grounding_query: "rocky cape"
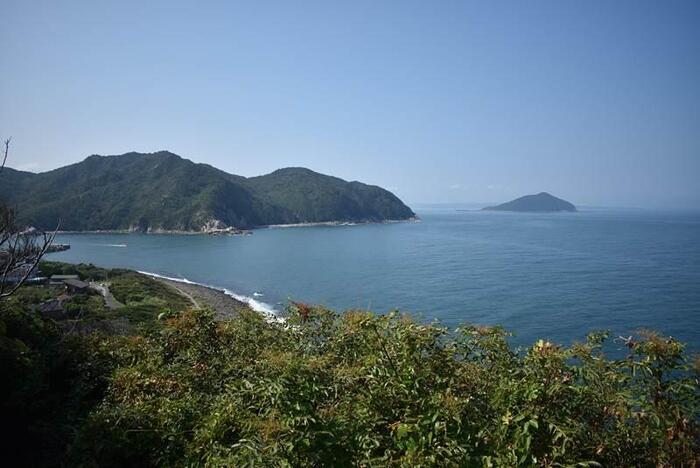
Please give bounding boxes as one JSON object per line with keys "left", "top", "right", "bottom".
{"left": 0, "top": 151, "right": 415, "bottom": 232}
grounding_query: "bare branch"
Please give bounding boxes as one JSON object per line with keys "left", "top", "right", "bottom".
{"left": 0, "top": 139, "right": 60, "bottom": 301}
{"left": 0, "top": 225, "right": 58, "bottom": 300}
{"left": 0, "top": 137, "right": 10, "bottom": 176}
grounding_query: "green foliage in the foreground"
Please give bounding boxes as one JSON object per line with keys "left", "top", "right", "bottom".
{"left": 75, "top": 306, "right": 699, "bottom": 467}
{"left": 2, "top": 301, "right": 699, "bottom": 467}
{"left": 0, "top": 306, "right": 119, "bottom": 467}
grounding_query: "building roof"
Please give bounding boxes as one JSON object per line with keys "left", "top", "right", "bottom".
{"left": 64, "top": 278, "right": 89, "bottom": 289}
{"left": 39, "top": 299, "right": 64, "bottom": 313}
{"left": 50, "top": 274, "right": 80, "bottom": 280}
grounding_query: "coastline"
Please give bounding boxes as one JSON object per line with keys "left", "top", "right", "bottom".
{"left": 56, "top": 217, "right": 420, "bottom": 235}
{"left": 138, "top": 271, "right": 283, "bottom": 322}
{"left": 262, "top": 216, "right": 420, "bottom": 229}
{"left": 56, "top": 229, "right": 248, "bottom": 235}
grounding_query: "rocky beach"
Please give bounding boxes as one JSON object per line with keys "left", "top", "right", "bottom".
{"left": 148, "top": 275, "right": 254, "bottom": 319}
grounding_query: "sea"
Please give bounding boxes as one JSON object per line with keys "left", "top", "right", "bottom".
{"left": 48, "top": 206, "right": 700, "bottom": 350}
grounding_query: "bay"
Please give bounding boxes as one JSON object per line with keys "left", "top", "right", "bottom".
{"left": 49, "top": 207, "right": 700, "bottom": 348}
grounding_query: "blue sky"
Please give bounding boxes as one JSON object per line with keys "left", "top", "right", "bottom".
{"left": 1, "top": 0, "right": 698, "bottom": 207}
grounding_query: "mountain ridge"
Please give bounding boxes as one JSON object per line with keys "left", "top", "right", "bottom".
{"left": 0, "top": 151, "right": 415, "bottom": 232}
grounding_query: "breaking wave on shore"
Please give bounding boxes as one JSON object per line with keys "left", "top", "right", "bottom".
{"left": 137, "top": 270, "right": 282, "bottom": 321}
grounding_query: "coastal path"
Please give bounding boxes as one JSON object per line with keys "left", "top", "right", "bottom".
{"left": 89, "top": 282, "right": 125, "bottom": 309}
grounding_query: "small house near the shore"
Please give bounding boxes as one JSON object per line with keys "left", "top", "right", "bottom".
{"left": 64, "top": 279, "right": 89, "bottom": 294}
{"left": 50, "top": 274, "right": 80, "bottom": 285}
{"left": 39, "top": 298, "right": 66, "bottom": 319}
{"left": 38, "top": 293, "right": 74, "bottom": 320}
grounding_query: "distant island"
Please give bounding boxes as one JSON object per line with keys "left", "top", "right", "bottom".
{"left": 0, "top": 151, "right": 415, "bottom": 233}
{"left": 483, "top": 192, "right": 577, "bottom": 212}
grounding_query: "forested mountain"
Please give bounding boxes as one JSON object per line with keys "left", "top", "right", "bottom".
{"left": 0, "top": 151, "right": 415, "bottom": 231}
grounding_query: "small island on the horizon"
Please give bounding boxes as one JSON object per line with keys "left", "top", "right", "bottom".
{"left": 483, "top": 192, "right": 577, "bottom": 212}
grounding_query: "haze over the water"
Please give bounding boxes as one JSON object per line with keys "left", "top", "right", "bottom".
{"left": 1, "top": 0, "right": 698, "bottom": 208}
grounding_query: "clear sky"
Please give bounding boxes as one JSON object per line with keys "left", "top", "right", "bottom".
{"left": 1, "top": 1, "right": 698, "bottom": 208}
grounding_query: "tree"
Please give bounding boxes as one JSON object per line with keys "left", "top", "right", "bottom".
{"left": 0, "top": 138, "right": 56, "bottom": 299}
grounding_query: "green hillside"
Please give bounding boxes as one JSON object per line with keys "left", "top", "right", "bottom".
{"left": 0, "top": 151, "right": 415, "bottom": 231}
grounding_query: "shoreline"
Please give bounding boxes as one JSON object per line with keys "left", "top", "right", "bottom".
{"left": 55, "top": 217, "right": 420, "bottom": 235}
{"left": 138, "top": 271, "right": 283, "bottom": 322}
{"left": 263, "top": 216, "right": 420, "bottom": 229}
{"left": 56, "top": 229, "right": 247, "bottom": 235}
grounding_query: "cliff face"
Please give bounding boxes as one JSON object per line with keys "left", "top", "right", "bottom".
{"left": 0, "top": 151, "right": 415, "bottom": 231}
{"left": 483, "top": 192, "right": 577, "bottom": 212}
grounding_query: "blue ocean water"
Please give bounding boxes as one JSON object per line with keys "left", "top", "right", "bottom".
{"left": 49, "top": 208, "right": 700, "bottom": 349}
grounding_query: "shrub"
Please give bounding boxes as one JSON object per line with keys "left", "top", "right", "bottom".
{"left": 71, "top": 306, "right": 699, "bottom": 467}
{"left": 0, "top": 306, "right": 124, "bottom": 467}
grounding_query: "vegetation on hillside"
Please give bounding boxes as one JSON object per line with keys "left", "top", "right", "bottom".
{"left": 40, "top": 260, "right": 128, "bottom": 281}
{"left": 1, "top": 274, "right": 698, "bottom": 466}
{"left": 0, "top": 152, "right": 415, "bottom": 231}
{"left": 38, "top": 261, "right": 191, "bottom": 330}
{"left": 0, "top": 262, "right": 194, "bottom": 465}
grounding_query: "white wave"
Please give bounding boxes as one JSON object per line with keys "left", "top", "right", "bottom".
{"left": 137, "top": 270, "right": 283, "bottom": 323}
{"left": 138, "top": 270, "right": 199, "bottom": 285}
{"left": 253, "top": 291, "right": 264, "bottom": 297}
{"left": 222, "top": 289, "right": 284, "bottom": 323}
{"left": 94, "top": 243, "right": 128, "bottom": 247}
